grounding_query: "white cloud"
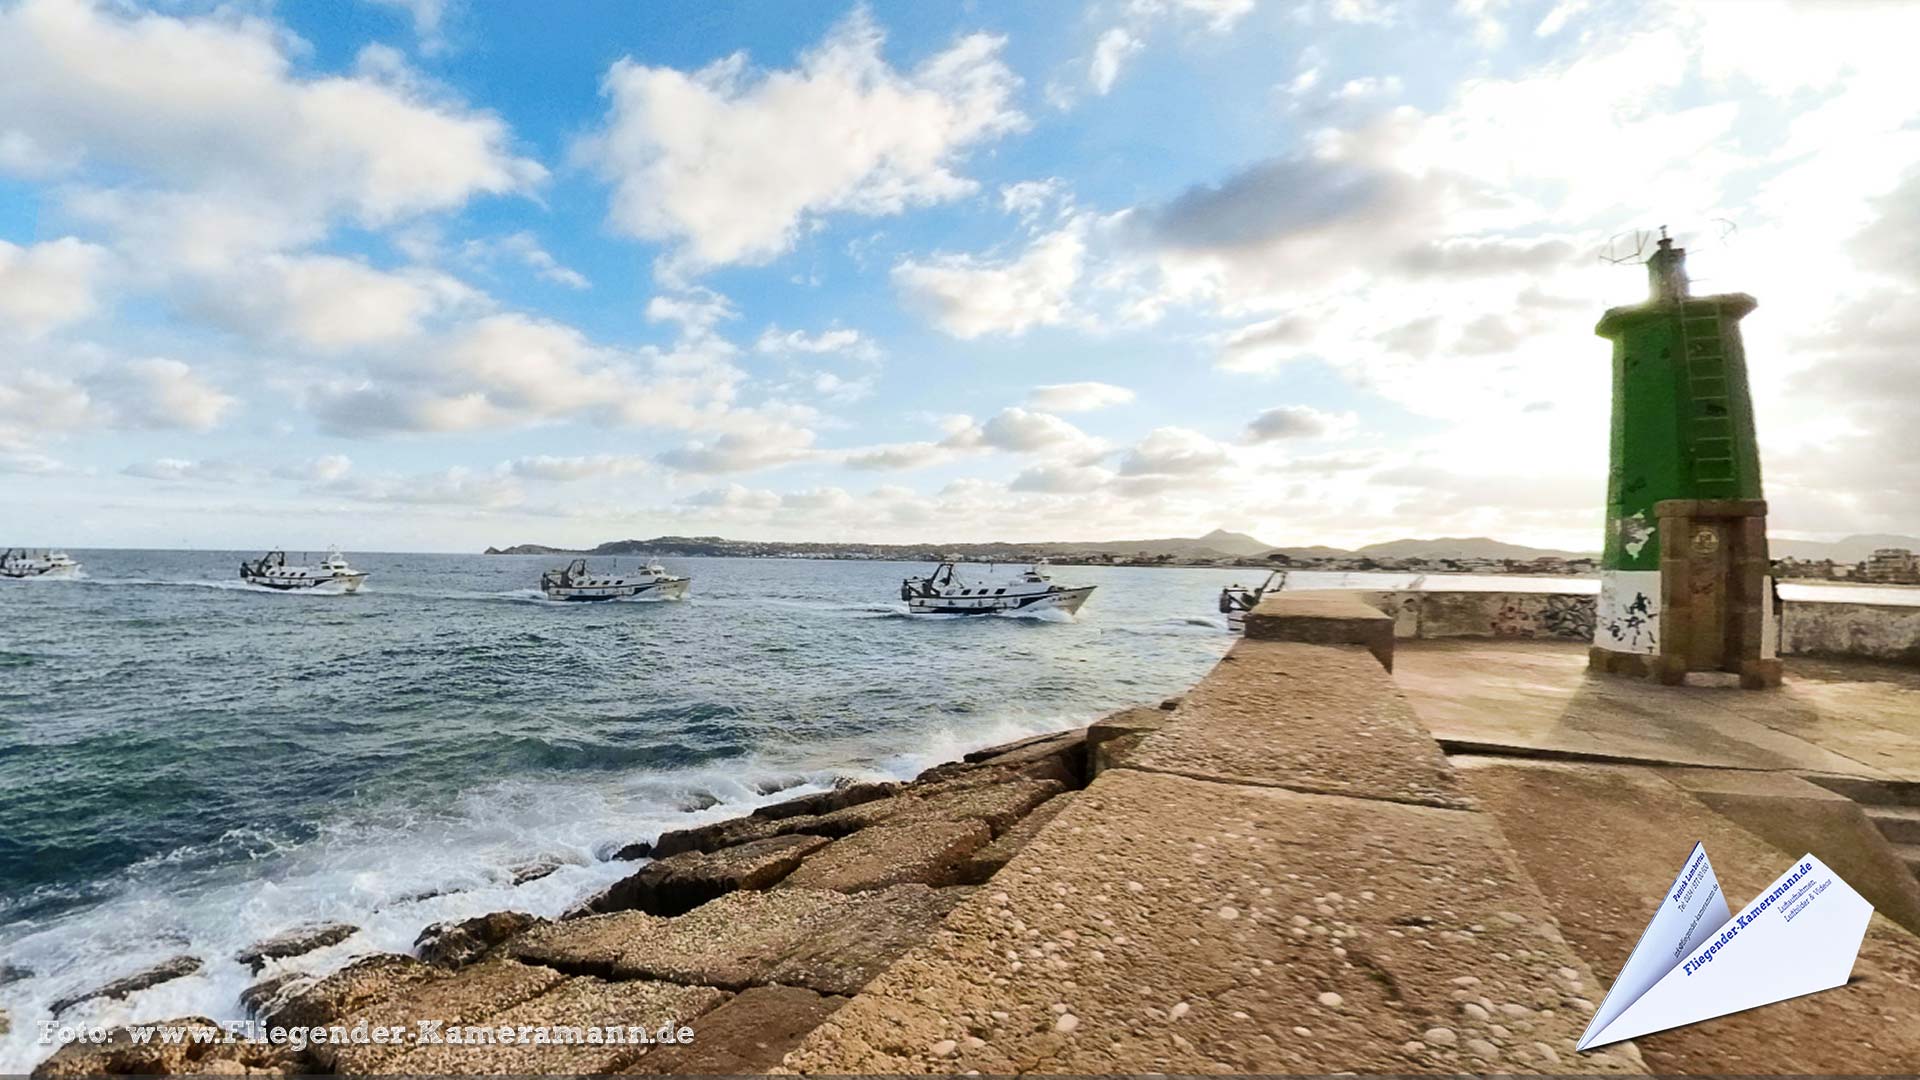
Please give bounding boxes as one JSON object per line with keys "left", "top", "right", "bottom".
{"left": 657, "top": 426, "right": 818, "bottom": 474}
{"left": 1118, "top": 426, "right": 1232, "bottom": 477}
{"left": 843, "top": 442, "right": 951, "bottom": 471}
{"left": 1027, "top": 381, "right": 1135, "bottom": 412}
{"left": 969, "top": 407, "right": 1096, "bottom": 454}
{"left": 198, "top": 254, "right": 481, "bottom": 351}
{"left": 506, "top": 455, "right": 652, "bottom": 482}
{"left": 1089, "top": 28, "right": 1144, "bottom": 95}
{"left": 97, "top": 359, "right": 236, "bottom": 431}
{"left": 894, "top": 221, "right": 1087, "bottom": 338}
{"left": 1245, "top": 404, "right": 1354, "bottom": 442}
{"left": 583, "top": 9, "right": 1024, "bottom": 269}
{"left": 0, "top": 0, "right": 543, "bottom": 225}
{"left": 0, "top": 237, "right": 110, "bottom": 337}
{"left": 463, "top": 232, "right": 590, "bottom": 290}
{"left": 755, "top": 326, "right": 869, "bottom": 355}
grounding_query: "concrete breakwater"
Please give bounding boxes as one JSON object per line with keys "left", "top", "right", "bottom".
{"left": 32, "top": 590, "right": 1920, "bottom": 1075}
{"left": 30, "top": 718, "right": 1130, "bottom": 1076}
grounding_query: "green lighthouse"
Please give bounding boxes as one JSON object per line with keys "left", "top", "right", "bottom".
{"left": 1588, "top": 230, "right": 1781, "bottom": 688}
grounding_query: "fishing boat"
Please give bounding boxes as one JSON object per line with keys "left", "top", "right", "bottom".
{"left": 0, "top": 549, "right": 81, "bottom": 579}
{"left": 899, "top": 562, "right": 1095, "bottom": 616}
{"left": 1219, "top": 569, "right": 1286, "bottom": 631}
{"left": 539, "top": 559, "right": 690, "bottom": 602}
{"left": 240, "top": 549, "right": 368, "bottom": 593}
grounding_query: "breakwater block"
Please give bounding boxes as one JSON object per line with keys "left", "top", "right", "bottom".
{"left": 1245, "top": 591, "right": 1395, "bottom": 671}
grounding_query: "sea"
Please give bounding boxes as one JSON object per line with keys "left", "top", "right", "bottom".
{"left": 0, "top": 550, "right": 1251, "bottom": 1068}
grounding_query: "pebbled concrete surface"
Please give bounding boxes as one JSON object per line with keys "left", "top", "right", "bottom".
{"left": 779, "top": 768, "right": 1642, "bottom": 1075}
{"left": 1458, "top": 756, "right": 1920, "bottom": 1075}
{"left": 1127, "top": 639, "right": 1470, "bottom": 809}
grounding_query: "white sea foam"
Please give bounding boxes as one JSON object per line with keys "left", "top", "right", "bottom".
{"left": 0, "top": 703, "right": 1087, "bottom": 1074}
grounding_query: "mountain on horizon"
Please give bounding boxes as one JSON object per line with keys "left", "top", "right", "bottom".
{"left": 1769, "top": 533, "right": 1920, "bottom": 563}
{"left": 1349, "top": 536, "right": 1596, "bottom": 561}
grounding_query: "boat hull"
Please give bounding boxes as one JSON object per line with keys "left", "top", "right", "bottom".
{"left": 242, "top": 573, "right": 366, "bottom": 594}
{"left": 907, "top": 585, "right": 1095, "bottom": 617}
{"left": 1, "top": 565, "right": 79, "bottom": 580}
{"left": 542, "top": 576, "right": 690, "bottom": 603}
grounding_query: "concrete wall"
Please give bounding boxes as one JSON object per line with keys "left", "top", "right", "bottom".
{"left": 1781, "top": 600, "right": 1920, "bottom": 665}
{"left": 1323, "top": 588, "right": 1920, "bottom": 667}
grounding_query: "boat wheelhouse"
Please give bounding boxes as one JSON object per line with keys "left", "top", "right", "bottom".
{"left": 240, "top": 549, "right": 368, "bottom": 593}
{"left": 539, "top": 559, "right": 690, "bottom": 602}
{"left": 0, "top": 549, "right": 80, "bottom": 580}
{"left": 1219, "top": 569, "right": 1286, "bottom": 631}
{"left": 900, "top": 562, "right": 1095, "bottom": 616}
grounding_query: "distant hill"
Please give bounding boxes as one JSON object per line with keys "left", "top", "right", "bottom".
{"left": 1770, "top": 534, "right": 1920, "bottom": 563}
{"left": 1350, "top": 536, "right": 1595, "bottom": 560}
{"left": 484, "top": 529, "right": 1275, "bottom": 561}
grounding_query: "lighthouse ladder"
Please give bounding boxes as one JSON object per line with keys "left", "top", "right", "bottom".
{"left": 1676, "top": 302, "right": 1737, "bottom": 497}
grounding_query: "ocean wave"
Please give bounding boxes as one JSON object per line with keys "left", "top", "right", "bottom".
{"left": 0, "top": 701, "right": 1093, "bottom": 1073}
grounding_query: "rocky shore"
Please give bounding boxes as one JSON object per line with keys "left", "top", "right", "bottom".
{"left": 34, "top": 704, "right": 1174, "bottom": 1077}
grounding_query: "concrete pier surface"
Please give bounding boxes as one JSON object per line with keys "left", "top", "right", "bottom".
{"left": 1394, "top": 638, "right": 1920, "bottom": 781}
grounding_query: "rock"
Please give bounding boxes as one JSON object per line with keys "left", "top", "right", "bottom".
{"left": 581, "top": 834, "right": 829, "bottom": 917}
{"left": 630, "top": 985, "right": 846, "bottom": 1075}
{"left": 239, "top": 971, "right": 314, "bottom": 1019}
{"left": 609, "top": 840, "right": 653, "bottom": 861}
{"left": 263, "top": 954, "right": 446, "bottom": 1031}
{"left": 0, "top": 962, "right": 30, "bottom": 985}
{"left": 514, "top": 885, "right": 964, "bottom": 996}
{"left": 961, "top": 727, "right": 1088, "bottom": 774}
{"left": 49, "top": 956, "right": 202, "bottom": 1015}
{"left": 32, "top": 1016, "right": 298, "bottom": 1078}
{"left": 414, "top": 910, "right": 547, "bottom": 969}
{"left": 762, "top": 885, "right": 971, "bottom": 996}
{"left": 961, "top": 793, "right": 1074, "bottom": 883}
{"left": 235, "top": 922, "right": 357, "bottom": 972}
{"left": 649, "top": 814, "right": 793, "bottom": 859}
{"left": 508, "top": 858, "right": 564, "bottom": 885}
{"left": 749, "top": 781, "right": 897, "bottom": 822}
{"left": 1086, "top": 706, "right": 1170, "bottom": 776}
{"left": 0, "top": 1007, "right": 8, "bottom": 1036}
{"left": 305, "top": 960, "right": 567, "bottom": 1072}
{"left": 329, "top": 975, "right": 725, "bottom": 1076}
{"left": 781, "top": 819, "right": 991, "bottom": 893}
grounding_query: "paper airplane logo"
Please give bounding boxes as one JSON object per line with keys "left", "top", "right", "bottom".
{"left": 1577, "top": 843, "right": 1874, "bottom": 1050}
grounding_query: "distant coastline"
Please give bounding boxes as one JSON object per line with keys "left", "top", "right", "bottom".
{"left": 481, "top": 531, "right": 1603, "bottom": 577}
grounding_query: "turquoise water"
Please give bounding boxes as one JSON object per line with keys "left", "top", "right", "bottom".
{"left": 0, "top": 551, "right": 1239, "bottom": 1066}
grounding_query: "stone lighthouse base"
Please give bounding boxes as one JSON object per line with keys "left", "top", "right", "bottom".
{"left": 1589, "top": 499, "right": 1783, "bottom": 690}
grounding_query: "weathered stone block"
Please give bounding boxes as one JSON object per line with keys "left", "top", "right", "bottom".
{"left": 264, "top": 954, "right": 446, "bottom": 1030}
{"left": 49, "top": 956, "right": 202, "bottom": 1015}
{"left": 781, "top": 819, "right": 990, "bottom": 892}
{"left": 1086, "top": 707, "right": 1168, "bottom": 776}
{"left": 236, "top": 923, "right": 357, "bottom": 972}
{"left": 583, "top": 834, "right": 829, "bottom": 916}
{"left": 748, "top": 780, "right": 897, "bottom": 822}
{"left": 629, "top": 985, "right": 846, "bottom": 1075}
{"left": 960, "top": 792, "right": 1074, "bottom": 883}
{"left": 330, "top": 976, "right": 726, "bottom": 1076}
{"left": 1124, "top": 639, "right": 1469, "bottom": 810}
{"left": 1244, "top": 591, "right": 1395, "bottom": 671}
{"left": 415, "top": 910, "right": 547, "bottom": 968}
{"left": 33, "top": 1016, "right": 298, "bottom": 1078}
{"left": 308, "top": 960, "right": 567, "bottom": 1071}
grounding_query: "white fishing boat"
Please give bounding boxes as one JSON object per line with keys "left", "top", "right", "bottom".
{"left": 540, "top": 559, "right": 690, "bottom": 602}
{"left": 240, "top": 549, "right": 367, "bottom": 593}
{"left": 900, "top": 562, "right": 1095, "bottom": 616}
{"left": 1220, "top": 569, "right": 1286, "bottom": 631}
{"left": 0, "top": 549, "right": 81, "bottom": 580}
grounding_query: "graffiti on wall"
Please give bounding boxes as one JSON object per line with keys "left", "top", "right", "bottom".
{"left": 1488, "top": 594, "right": 1598, "bottom": 640}
{"left": 1594, "top": 570, "right": 1661, "bottom": 654}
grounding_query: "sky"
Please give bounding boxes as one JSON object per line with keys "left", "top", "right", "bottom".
{"left": 2, "top": 0, "right": 1917, "bottom": 553}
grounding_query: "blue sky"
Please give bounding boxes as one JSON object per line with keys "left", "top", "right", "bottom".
{"left": 3, "top": 0, "right": 1917, "bottom": 551}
